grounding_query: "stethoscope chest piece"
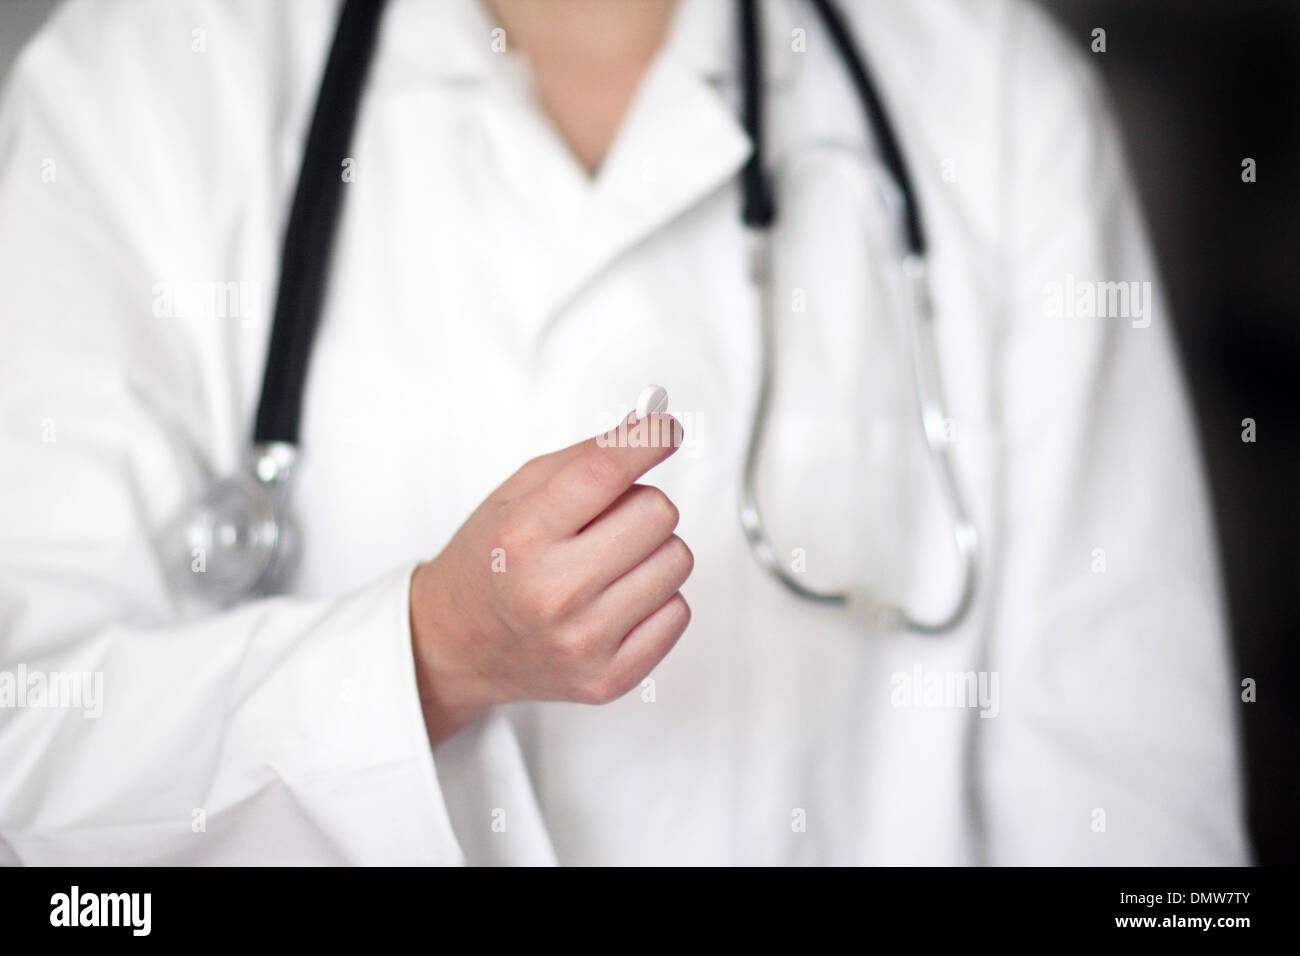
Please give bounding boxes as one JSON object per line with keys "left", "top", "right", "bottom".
{"left": 157, "top": 443, "right": 300, "bottom": 609}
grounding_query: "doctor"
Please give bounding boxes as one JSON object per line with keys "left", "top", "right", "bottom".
{"left": 0, "top": 0, "right": 1248, "bottom": 865}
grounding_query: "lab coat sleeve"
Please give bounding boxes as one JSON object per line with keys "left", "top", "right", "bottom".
{"left": 978, "top": 2, "right": 1251, "bottom": 864}
{"left": 0, "top": 6, "right": 469, "bottom": 866}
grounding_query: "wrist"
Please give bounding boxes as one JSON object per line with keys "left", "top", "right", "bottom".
{"left": 409, "top": 559, "right": 491, "bottom": 747}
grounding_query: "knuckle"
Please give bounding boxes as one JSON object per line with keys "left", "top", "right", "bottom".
{"left": 667, "top": 534, "right": 694, "bottom": 576}
{"left": 578, "top": 452, "right": 627, "bottom": 494}
{"left": 555, "top": 621, "right": 598, "bottom": 659}
{"left": 667, "top": 592, "right": 692, "bottom": 631}
{"left": 633, "top": 486, "right": 677, "bottom": 533}
{"left": 553, "top": 635, "right": 584, "bottom": 666}
{"left": 578, "top": 672, "right": 623, "bottom": 706}
{"left": 517, "top": 455, "right": 547, "bottom": 481}
{"left": 648, "top": 488, "right": 680, "bottom": 530}
{"left": 542, "top": 588, "right": 581, "bottom": 624}
{"left": 518, "top": 578, "right": 576, "bottom": 625}
{"left": 497, "top": 502, "right": 542, "bottom": 554}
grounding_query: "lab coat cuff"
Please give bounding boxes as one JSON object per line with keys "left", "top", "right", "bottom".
{"left": 384, "top": 558, "right": 467, "bottom": 864}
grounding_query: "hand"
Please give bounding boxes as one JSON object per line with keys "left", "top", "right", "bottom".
{"left": 410, "top": 413, "right": 692, "bottom": 747}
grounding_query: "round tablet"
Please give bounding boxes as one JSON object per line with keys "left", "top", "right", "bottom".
{"left": 635, "top": 384, "right": 669, "bottom": 419}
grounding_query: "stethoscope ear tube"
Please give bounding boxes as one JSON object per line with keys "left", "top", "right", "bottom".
{"left": 737, "top": 0, "right": 776, "bottom": 227}
{"left": 805, "top": 0, "right": 926, "bottom": 256}
{"left": 254, "top": 0, "right": 388, "bottom": 446}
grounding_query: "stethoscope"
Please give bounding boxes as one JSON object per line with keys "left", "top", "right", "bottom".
{"left": 158, "top": 0, "right": 978, "bottom": 636}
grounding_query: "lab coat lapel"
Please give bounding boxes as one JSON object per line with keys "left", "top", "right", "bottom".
{"left": 529, "top": 0, "right": 804, "bottom": 333}
{"left": 392, "top": 0, "right": 795, "bottom": 341}
{"left": 532, "top": 52, "right": 753, "bottom": 333}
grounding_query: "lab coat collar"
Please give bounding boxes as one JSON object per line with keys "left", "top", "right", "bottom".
{"left": 378, "top": 0, "right": 797, "bottom": 335}
{"left": 379, "top": 0, "right": 497, "bottom": 86}
{"left": 527, "top": 0, "right": 802, "bottom": 330}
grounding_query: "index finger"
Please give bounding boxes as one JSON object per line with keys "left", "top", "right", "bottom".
{"left": 531, "top": 413, "right": 684, "bottom": 537}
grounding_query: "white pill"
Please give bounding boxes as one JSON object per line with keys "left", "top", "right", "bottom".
{"left": 635, "top": 384, "right": 669, "bottom": 419}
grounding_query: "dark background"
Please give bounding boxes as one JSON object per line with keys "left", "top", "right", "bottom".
{"left": 1, "top": 0, "right": 1294, "bottom": 864}
{"left": 1038, "top": 0, "right": 1300, "bottom": 865}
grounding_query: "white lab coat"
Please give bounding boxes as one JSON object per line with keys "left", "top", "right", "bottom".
{"left": 0, "top": 0, "right": 1249, "bottom": 865}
